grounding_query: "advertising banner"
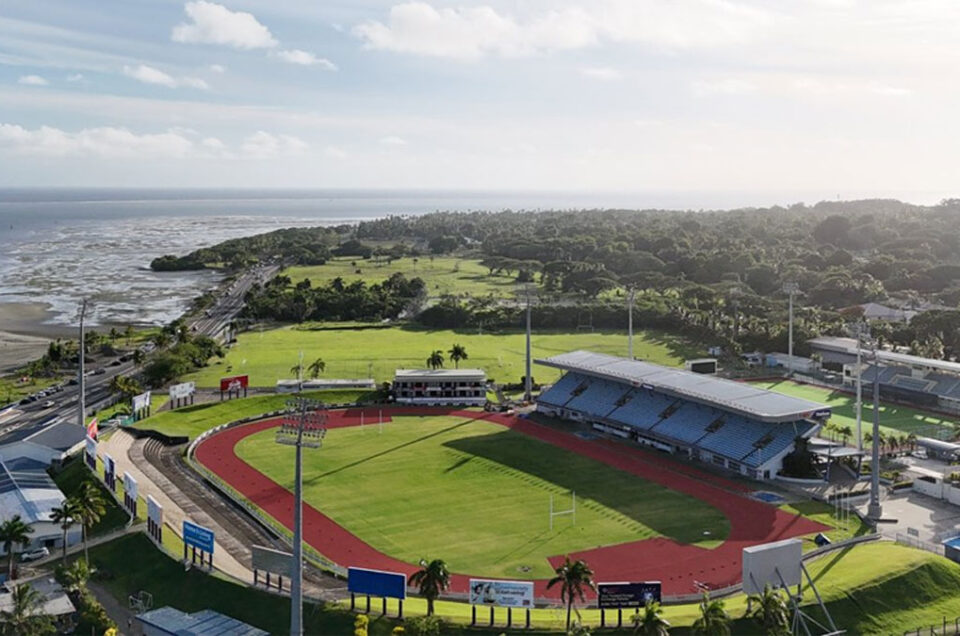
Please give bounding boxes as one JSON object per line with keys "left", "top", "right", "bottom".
{"left": 147, "top": 495, "right": 163, "bottom": 524}
{"left": 348, "top": 567, "right": 407, "bottom": 599}
{"left": 123, "top": 471, "right": 138, "bottom": 500}
{"left": 84, "top": 435, "right": 97, "bottom": 470}
{"left": 469, "top": 579, "right": 535, "bottom": 608}
{"left": 86, "top": 417, "right": 98, "bottom": 440}
{"left": 183, "top": 520, "right": 215, "bottom": 554}
{"left": 597, "top": 582, "right": 662, "bottom": 609}
{"left": 132, "top": 391, "right": 152, "bottom": 412}
{"left": 103, "top": 453, "right": 116, "bottom": 491}
{"left": 219, "top": 375, "right": 249, "bottom": 392}
{"left": 252, "top": 545, "right": 293, "bottom": 576}
{"left": 169, "top": 382, "right": 196, "bottom": 400}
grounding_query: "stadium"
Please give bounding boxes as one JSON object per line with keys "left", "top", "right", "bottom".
{"left": 191, "top": 350, "right": 834, "bottom": 602}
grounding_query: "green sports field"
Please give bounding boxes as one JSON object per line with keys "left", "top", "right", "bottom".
{"left": 749, "top": 379, "right": 960, "bottom": 440}
{"left": 185, "top": 324, "right": 700, "bottom": 388}
{"left": 235, "top": 414, "right": 729, "bottom": 579}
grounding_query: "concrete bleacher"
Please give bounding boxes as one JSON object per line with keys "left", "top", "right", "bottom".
{"left": 608, "top": 390, "right": 676, "bottom": 431}
{"left": 650, "top": 403, "right": 718, "bottom": 443}
{"left": 740, "top": 422, "right": 816, "bottom": 467}
{"left": 890, "top": 374, "right": 936, "bottom": 393}
{"left": 538, "top": 372, "right": 585, "bottom": 407}
{"left": 926, "top": 373, "right": 960, "bottom": 397}
{"left": 566, "top": 379, "right": 630, "bottom": 418}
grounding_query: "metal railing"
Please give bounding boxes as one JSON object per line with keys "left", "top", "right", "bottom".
{"left": 905, "top": 617, "right": 960, "bottom": 635}
{"left": 895, "top": 532, "right": 945, "bottom": 556}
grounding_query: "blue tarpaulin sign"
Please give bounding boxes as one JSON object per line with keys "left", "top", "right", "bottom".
{"left": 183, "top": 520, "right": 215, "bottom": 554}
{"left": 348, "top": 567, "right": 407, "bottom": 599}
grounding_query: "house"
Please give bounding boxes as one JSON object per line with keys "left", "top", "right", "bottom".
{"left": 0, "top": 459, "right": 80, "bottom": 557}
{"left": 392, "top": 369, "right": 487, "bottom": 406}
{"left": 135, "top": 606, "right": 268, "bottom": 636}
{"left": 0, "top": 575, "right": 76, "bottom": 631}
{"left": 0, "top": 420, "right": 87, "bottom": 468}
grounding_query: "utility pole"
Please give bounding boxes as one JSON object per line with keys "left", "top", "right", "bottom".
{"left": 77, "top": 300, "right": 87, "bottom": 431}
{"left": 627, "top": 288, "right": 635, "bottom": 359}
{"left": 868, "top": 338, "right": 883, "bottom": 520}
{"left": 275, "top": 398, "right": 327, "bottom": 636}
{"left": 783, "top": 282, "right": 799, "bottom": 376}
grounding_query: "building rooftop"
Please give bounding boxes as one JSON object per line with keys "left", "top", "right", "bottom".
{"left": 137, "top": 606, "right": 269, "bottom": 636}
{"left": 0, "top": 459, "right": 64, "bottom": 524}
{"left": 809, "top": 336, "right": 960, "bottom": 374}
{"left": 536, "top": 350, "right": 830, "bottom": 423}
{"left": 0, "top": 418, "right": 86, "bottom": 452}
{"left": 394, "top": 369, "right": 486, "bottom": 380}
{"left": 0, "top": 576, "right": 75, "bottom": 617}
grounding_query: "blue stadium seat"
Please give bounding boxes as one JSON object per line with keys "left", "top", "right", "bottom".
{"left": 566, "top": 378, "right": 631, "bottom": 418}
{"left": 537, "top": 372, "right": 585, "bottom": 407}
{"left": 607, "top": 390, "right": 677, "bottom": 431}
{"left": 925, "top": 373, "right": 960, "bottom": 396}
{"left": 651, "top": 403, "right": 717, "bottom": 443}
{"left": 740, "top": 421, "right": 816, "bottom": 467}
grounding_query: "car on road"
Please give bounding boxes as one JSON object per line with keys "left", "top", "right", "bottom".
{"left": 20, "top": 547, "right": 49, "bottom": 562}
{"left": 67, "top": 378, "right": 78, "bottom": 385}
{"left": 93, "top": 368, "right": 106, "bottom": 375}
{"left": 41, "top": 400, "right": 55, "bottom": 408}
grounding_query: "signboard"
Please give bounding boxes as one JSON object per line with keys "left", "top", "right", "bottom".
{"left": 183, "top": 520, "right": 215, "bottom": 554}
{"left": 103, "top": 454, "right": 116, "bottom": 491}
{"left": 86, "top": 417, "right": 98, "bottom": 440}
{"left": 146, "top": 495, "right": 163, "bottom": 543}
{"left": 597, "top": 581, "right": 662, "bottom": 608}
{"left": 84, "top": 435, "right": 97, "bottom": 470}
{"left": 252, "top": 545, "right": 292, "bottom": 576}
{"left": 122, "top": 471, "right": 138, "bottom": 516}
{"left": 219, "top": 375, "right": 249, "bottom": 392}
{"left": 348, "top": 567, "right": 407, "bottom": 600}
{"left": 469, "top": 579, "right": 534, "bottom": 608}
{"left": 742, "top": 539, "right": 802, "bottom": 595}
{"left": 132, "top": 391, "right": 152, "bottom": 412}
{"left": 813, "top": 409, "right": 831, "bottom": 418}
{"left": 169, "top": 382, "right": 195, "bottom": 400}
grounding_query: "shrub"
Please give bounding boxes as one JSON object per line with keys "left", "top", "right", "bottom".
{"left": 354, "top": 613, "right": 369, "bottom": 636}
{"left": 404, "top": 615, "right": 442, "bottom": 636}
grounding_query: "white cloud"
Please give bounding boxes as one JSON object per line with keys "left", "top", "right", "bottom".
{"left": 180, "top": 76, "right": 211, "bottom": 90}
{"left": 324, "top": 145, "right": 347, "bottom": 159}
{"left": 579, "top": 66, "right": 622, "bottom": 81}
{"left": 276, "top": 49, "right": 337, "bottom": 70}
{"left": 172, "top": 1, "right": 277, "bottom": 49}
{"left": 66, "top": 73, "right": 84, "bottom": 82}
{"left": 379, "top": 135, "right": 407, "bottom": 146}
{"left": 354, "top": 1, "right": 772, "bottom": 60}
{"left": 17, "top": 74, "right": 48, "bottom": 86}
{"left": 123, "top": 64, "right": 209, "bottom": 89}
{"left": 691, "top": 77, "right": 758, "bottom": 96}
{"left": 239, "top": 131, "right": 308, "bottom": 158}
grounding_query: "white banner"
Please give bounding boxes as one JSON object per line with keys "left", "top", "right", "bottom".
{"left": 169, "top": 382, "right": 196, "bottom": 400}
{"left": 85, "top": 436, "right": 96, "bottom": 461}
{"left": 132, "top": 391, "right": 152, "bottom": 412}
{"left": 469, "top": 579, "right": 535, "bottom": 608}
{"left": 147, "top": 495, "right": 163, "bottom": 524}
{"left": 123, "top": 471, "right": 138, "bottom": 501}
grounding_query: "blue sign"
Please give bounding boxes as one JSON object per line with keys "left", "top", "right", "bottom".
{"left": 348, "top": 567, "right": 407, "bottom": 599}
{"left": 597, "top": 581, "right": 662, "bottom": 608}
{"left": 182, "top": 520, "right": 215, "bottom": 554}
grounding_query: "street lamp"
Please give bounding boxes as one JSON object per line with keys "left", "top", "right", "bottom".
{"left": 77, "top": 300, "right": 88, "bottom": 432}
{"left": 782, "top": 282, "right": 800, "bottom": 376}
{"left": 275, "top": 398, "right": 327, "bottom": 636}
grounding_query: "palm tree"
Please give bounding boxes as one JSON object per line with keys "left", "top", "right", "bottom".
{"left": 61, "top": 558, "right": 91, "bottom": 595}
{"left": 132, "top": 348, "right": 145, "bottom": 365}
{"left": 632, "top": 600, "right": 671, "bottom": 635}
{"left": 0, "top": 584, "right": 54, "bottom": 636}
{"left": 692, "top": 592, "right": 730, "bottom": 636}
{"left": 746, "top": 584, "right": 789, "bottom": 635}
{"left": 0, "top": 516, "right": 34, "bottom": 581}
{"left": 50, "top": 499, "right": 80, "bottom": 564}
{"left": 290, "top": 362, "right": 303, "bottom": 381}
{"left": 76, "top": 482, "right": 106, "bottom": 563}
{"left": 838, "top": 425, "right": 852, "bottom": 446}
{"left": 448, "top": 344, "right": 468, "bottom": 369}
{"left": 409, "top": 558, "right": 450, "bottom": 616}
{"left": 307, "top": 358, "right": 326, "bottom": 379}
{"left": 153, "top": 331, "right": 170, "bottom": 349}
{"left": 426, "top": 350, "right": 445, "bottom": 370}
{"left": 547, "top": 556, "right": 596, "bottom": 632}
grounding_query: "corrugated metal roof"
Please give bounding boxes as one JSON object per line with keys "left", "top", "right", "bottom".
{"left": 536, "top": 350, "right": 830, "bottom": 423}
{"left": 0, "top": 459, "right": 64, "bottom": 524}
{"left": 137, "top": 607, "right": 269, "bottom": 636}
{"left": 809, "top": 336, "right": 960, "bottom": 374}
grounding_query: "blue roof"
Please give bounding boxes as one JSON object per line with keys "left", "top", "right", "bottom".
{"left": 137, "top": 607, "right": 269, "bottom": 636}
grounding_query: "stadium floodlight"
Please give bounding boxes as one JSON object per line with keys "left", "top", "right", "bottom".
{"left": 867, "top": 339, "right": 883, "bottom": 521}
{"left": 852, "top": 321, "right": 869, "bottom": 453}
{"left": 782, "top": 282, "right": 800, "bottom": 377}
{"left": 77, "top": 300, "right": 88, "bottom": 433}
{"left": 515, "top": 284, "right": 538, "bottom": 402}
{"left": 627, "top": 288, "right": 636, "bottom": 360}
{"left": 276, "top": 397, "right": 328, "bottom": 636}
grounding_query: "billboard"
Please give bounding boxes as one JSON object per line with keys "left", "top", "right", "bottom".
{"left": 597, "top": 581, "right": 662, "bottom": 608}
{"left": 84, "top": 435, "right": 97, "bottom": 470}
{"left": 123, "top": 471, "right": 138, "bottom": 500}
{"left": 183, "top": 520, "right": 215, "bottom": 554}
{"left": 742, "top": 539, "right": 802, "bottom": 595}
{"left": 219, "top": 375, "right": 249, "bottom": 392}
{"left": 147, "top": 495, "right": 163, "bottom": 524}
{"left": 169, "top": 381, "right": 196, "bottom": 400}
{"left": 348, "top": 567, "right": 407, "bottom": 599}
{"left": 469, "top": 579, "right": 534, "bottom": 608}
{"left": 252, "top": 545, "right": 292, "bottom": 576}
{"left": 103, "top": 453, "right": 116, "bottom": 491}
{"left": 86, "top": 417, "right": 98, "bottom": 440}
{"left": 132, "top": 391, "right": 151, "bottom": 412}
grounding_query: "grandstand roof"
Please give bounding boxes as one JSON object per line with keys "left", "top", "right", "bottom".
{"left": 809, "top": 336, "right": 960, "bottom": 374}
{"left": 536, "top": 350, "right": 830, "bottom": 423}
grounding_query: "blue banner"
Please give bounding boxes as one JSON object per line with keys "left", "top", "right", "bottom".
{"left": 597, "top": 581, "right": 661, "bottom": 608}
{"left": 348, "top": 567, "right": 406, "bottom": 599}
{"left": 182, "top": 520, "right": 215, "bottom": 554}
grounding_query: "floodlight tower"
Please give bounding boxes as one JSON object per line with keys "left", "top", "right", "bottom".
{"left": 627, "top": 288, "right": 636, "bottom": 359}
{"left": 276, "top": 398, "right": 327, "bottom": 636}
{"left": 782, "top": 282, "right": 800, "bottom": 376}
{"left": 867, "top": 338, "right": 883, "bottom": 520}
{"left": 516, "top": 284, "right": 537, "bottom": 402}
{"left": 854, "top": 321, "right": 866, "bottom": 452}
{"left": 77, "top": 300, "right": 88, "bottom": 431}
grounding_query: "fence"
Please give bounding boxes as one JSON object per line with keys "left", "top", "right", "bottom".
{"left": 895, "top": 532, "right": 945, "bottom": 557}
{"left": 904, "top": 616, "right": 960, "bottom": 635}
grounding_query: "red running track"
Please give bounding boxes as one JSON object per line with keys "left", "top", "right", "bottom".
{"left": 195, "top": 407, "right": 828, "bottom": 599}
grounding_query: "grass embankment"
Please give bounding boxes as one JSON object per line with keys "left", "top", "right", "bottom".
{"left": 749, "top": 379, "right": 960, "bottom": 440}
{"left": 0, "top": 374, "right": 68, "bottom": 405}
{"left": 91, "top": 393, "right": 168, "bottom": 425}
{"left": 286, "top": 256, "right": 517, "bottom": 298}
{"left": 132, "top": 389, "right": 375, "bottom": 440}
{"left": 50, "top": 458, "right": 129, "bottom": 535}
{"left": 184, "top": 324, "right": 700, "bottom": 388}
{"left": 236, "top": 414, "right": 730, "bottom": 579}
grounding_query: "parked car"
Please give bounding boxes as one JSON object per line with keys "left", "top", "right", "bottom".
{"left": 20, "top": 547, "right": 49, "bottom": 562}
{"left": 94, "top": 368, "right": 106, "bottom": 375}
{"left": 41, "top": 400, "right": 55, "bottom": 408}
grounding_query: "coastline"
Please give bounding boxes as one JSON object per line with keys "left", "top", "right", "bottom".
{"left": 0, "top": 301, "right": 71, "bottom": 372}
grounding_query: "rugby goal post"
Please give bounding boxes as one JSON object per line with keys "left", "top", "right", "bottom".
{"left": 550, "top": 491, "right": 576, "bottom": 531}
{"left": 128, "top": 590, "right": 153, "bottom": 614}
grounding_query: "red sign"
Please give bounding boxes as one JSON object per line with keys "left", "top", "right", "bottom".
{"left": 86, "top": 417, "right": 98, "bottom": 440}
{"left": 220, "top": 375, "right": 249, "bottom": 392}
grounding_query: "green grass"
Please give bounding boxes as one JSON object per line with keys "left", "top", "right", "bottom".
{"left": 185, "top": 323, "right": 700, "bottom": 388}
{"left": 50, "top": 457, "right": 130, "bottom": 535}
{"left": 286, "top": 256, "right": 518, "bottom": 297}
{"left": 749, "top": 379, "right": 960, "bottom": 440}
{"left": 132, "top": 389, "right": 375, "bottom": 440}
{"left": 779, "top": 501, "right": 871, "bottom": 546}
{"left": 0, "top": 373, "right": 67, "bottom": 406}
{"left": 91, "top": 393, "right": 168, "bottom": 426}
{"left": 235, "top": 415, "right": 730, "bottom": 579}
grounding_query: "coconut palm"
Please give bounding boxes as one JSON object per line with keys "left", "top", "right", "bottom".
{"left": 61, "top": 558, "right": 91, "bottom": 595}
{"left": 76, "top": 482, "right": 106, "bottom": 563}
{"left": 838, "top": 425, "right": 852, "bottom": 446}
{"left": 307, "top": 358, "right": 326, "bottom": 379}
{"left": 448, "top": 344, "right": 468, "bottom": 369}
{"left": 692, "top": 592, "right": 730, "bottom": 636}
{"left": 152, "top": 331, "right": 170, "bottom": 349}
{"left": 50, "top": 499, "right": 80, "bottom": 564}
{"left": 746, "top": 584, "right": 790, "bottom": 635}
{"left": 409, "top": 558, "right": 450, "bottom": 616}
{"left": 547, "top": 556, "right": 596, "bottom": 632}
{"left": 632, "top": 600, "right": 671, "bottom": 635}
{"left": 0, "top": 584, "right": 54, "bottom": 636}
{"left": 426, "top": 350, "right": 445, "bottom": 370}
{"left": 0, "top": 516, "right": 34, "bottom": 581}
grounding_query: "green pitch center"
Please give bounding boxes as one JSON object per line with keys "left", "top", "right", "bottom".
{"left": 235, "top": 415, "right": 730, "bottom": 579}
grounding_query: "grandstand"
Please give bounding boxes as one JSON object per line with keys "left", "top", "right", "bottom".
{"left": 536, "top": 351, "right": 830, "bottom": 480}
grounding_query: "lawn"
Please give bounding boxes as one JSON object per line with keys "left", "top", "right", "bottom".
{"left": 132, "top": 389, "right": 375, "bottom": 440}
{"left": 184, "top": 323, "right": 700, "bottom": 388}
{"left": 286, "top": 256, "right": 518, "bottom": 298}
{"left": 235, "top": 415, "right": 730, "bottom": 579}
{"left": 749, "top": 379, "right": 960, "bottom": 440}
{"left": 50, "top": 457, "right": 130, "bottom": 535}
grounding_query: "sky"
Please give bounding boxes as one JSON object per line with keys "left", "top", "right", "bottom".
{"left": 1, "top": 0, "right": 959, "bottom": 200}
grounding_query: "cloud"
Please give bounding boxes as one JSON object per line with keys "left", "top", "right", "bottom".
{"left": 18, "top": 75, "right": 48, "bottom": 86}
{"left": 66, "top": 73, "right": 84, "bottom": 82}
{"left": 579, "top": 66, "right": 622, "bottom": 81}
{"left": 354, "top": 1, "right": 772, "bottom": 60}
{"left": 691, "top": 77, "right": 758, "bottom": 96}
{"left": 276, "top": 49, "right": 337, "bottom": 70}
{"left": 123, "top": 64, "right": 209, "bottom": 89}
{"left": 379, "top": 135, "right": 407, "bottom": 146}
{"left": 239, "top": 131, "right": 308, "bottom": 158}
{"left": 172, "top": 1, "right": 277, "bottom": 49}
{"left": 324, "top": 145, "right": 347, "bottom": 159}
{"left": 207, "top": 64, "right": 226, "bottom": 73}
